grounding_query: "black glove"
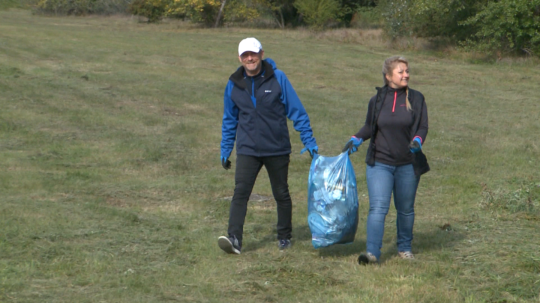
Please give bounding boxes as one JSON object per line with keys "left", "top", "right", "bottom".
{"left": 221, "top": 156, "right": 231, "bottom": 170}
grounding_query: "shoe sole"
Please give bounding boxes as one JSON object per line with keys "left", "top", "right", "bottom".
{"left": 218, "top": 236, "right": 241, "bottom": 255}
{"left": 358, "top": 254, "right": 370, "bottom": 265}
{"left": 278, "top": 240, "right": 291, "bottom": 251}
{"left": 358, "top": 254, "right": 377, "bottom": 265}
{"left": 398, "top": 251, "right": 415, "bottom": 259}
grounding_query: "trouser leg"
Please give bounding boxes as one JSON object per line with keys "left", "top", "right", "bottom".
{"left": 228, "top": 155, "right": 263, "bottom": 246}
{"left": 365, "top": 162, "right": 394, "bottom": 260}
{"left": 264, "top": 155, "right": 292, "bottom": 241}
{"left": 393, "top": 164, "right": 420, "bottom": 253}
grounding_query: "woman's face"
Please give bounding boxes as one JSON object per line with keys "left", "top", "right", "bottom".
{"left": 386, "top": 62, "right": 409, "bottom": 89}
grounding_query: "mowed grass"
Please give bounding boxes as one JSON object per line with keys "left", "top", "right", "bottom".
{"left": 1, "top": 9, "right": 540, "bottom": 303}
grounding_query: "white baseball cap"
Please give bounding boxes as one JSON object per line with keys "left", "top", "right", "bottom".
{"left": 238, "top": 37, "right": 262, "bottom": 56}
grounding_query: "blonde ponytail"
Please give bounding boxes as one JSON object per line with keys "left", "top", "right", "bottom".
{"left": 406, "top": 87, "right": 412, "bottom": 111}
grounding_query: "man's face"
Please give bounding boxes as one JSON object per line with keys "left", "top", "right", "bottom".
{"left": 239, "top": 50, "right": 264, "bottom": 76}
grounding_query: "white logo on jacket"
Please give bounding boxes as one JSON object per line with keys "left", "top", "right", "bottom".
{"left": 265, "top": 90, "right": 272, "bottom": 93}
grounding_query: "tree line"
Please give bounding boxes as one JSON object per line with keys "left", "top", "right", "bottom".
{"left": 29, "top": 0, "right": 540, "bottom": 58}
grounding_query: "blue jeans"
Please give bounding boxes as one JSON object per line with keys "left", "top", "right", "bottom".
{"left": 365, "top": 162, "right": 420, "bottom": 260}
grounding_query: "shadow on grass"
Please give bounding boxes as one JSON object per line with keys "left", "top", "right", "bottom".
{"left": 243, "top": 223, "right": 466, "bottom": 260}
{"left": 317, "top": 241, "right": 365, "bottom": 257}
{"left": 242, "top": 224, "right": 313, "bottom": 253}
{"left": 412, "top": 227, "right": 466, "bottom": 254}
{"left": 378, "top": 227, "right": 467, "bottom": 263}
{"left": 243, "top": 225, "right": 366, "bottom": 257}
{"left": 295, "top": 224, "right": 366, "bottom": 257}
{"left": 243, "top": 234, "right": 276, "bottom": 253}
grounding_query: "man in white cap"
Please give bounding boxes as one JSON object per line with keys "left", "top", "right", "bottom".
{"left": 218, "top": 37, "right": 318, "bottom": 254}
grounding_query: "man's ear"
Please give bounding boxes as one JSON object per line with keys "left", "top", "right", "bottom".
{"left": 260, "top": 50, "right": 264, "bottom": 59}
{"left": 238, "top": 56, "right": 242, "bottom": 63}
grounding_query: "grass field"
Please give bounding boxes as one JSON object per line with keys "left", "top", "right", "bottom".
{"left": 1, "top": 9, "right": 540, "bottom": 303}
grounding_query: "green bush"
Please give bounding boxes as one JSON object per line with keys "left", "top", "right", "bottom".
{"left": 167, "top": 0, "right": 259, "bottom": 27}
{"left": 407, "top": 0, "right": 487, "bottom": 41}
{"left": 350, "top": 6, "right": 382, "bottom": 29}
{"left": 377, "top": 0, "right": 412, "bottom": 39}
{"left": 129, "top": 0, "right": 169, "bottom": 22}
{"left": 293, "top": 0, "right": 341, "bottom": 29}
{"left": 0, "top": 0, "right": 39, "bottom": 10}
{"left": 376, "top": 0, "right": 540, "bottom": 58}
{"left": 36, "top": 0, "right": 131, "bottom": 15}
{"left": 222, "top": 0, "right": 259, "bottom": 24}
{"left": 460, "top": 0, "right": 540, "bottom": 57}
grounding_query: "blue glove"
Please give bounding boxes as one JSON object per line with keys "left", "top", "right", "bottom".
{"left": 221, "top": 155, "right": 231, "bottom": 170}
{"left": 342, "top": 137, "right": 363, "bottom": 155}
{"left": 409, "top": 137, "right": 422, "bottom": 153}
{"left": 300, "top": 145, "right": 318, "bottom": 159}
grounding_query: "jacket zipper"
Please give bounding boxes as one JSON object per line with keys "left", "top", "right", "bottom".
{"left": 250, "top": 77, "right": 256, "bottom": 108}
{"left": 392, "top": 91, "right": 397, "bottom": 113}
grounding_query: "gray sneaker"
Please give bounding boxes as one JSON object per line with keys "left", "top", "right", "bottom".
{"left": 218, "top": 235, "right": 241, "bottom": 255}
{"left": 278, "top": 239, "right": 291, "bottom": 250}
{"left": 358, "top": 252, "right": 378, "bottom": 265}
{"left": 398, "top": 251, "right": 414, "bottom": 259}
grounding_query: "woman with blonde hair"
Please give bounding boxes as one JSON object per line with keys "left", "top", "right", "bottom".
{"left": 342, "top": 56, "right": 429, "bottom": 264}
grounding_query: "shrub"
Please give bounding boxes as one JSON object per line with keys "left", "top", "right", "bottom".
{"left": 167, "top": 0, "right": 259, "bottom": 26}
{"left": 350, "top": 6, "right": 382, "bottom": 29}
{"left": 36, "top": 0, "right": 131, "bottom": 15}
{"left": 293, "top": 0, "right": 341, "bottom": 29}
{"left": 460, "top": 0, "right": 540, "bottom": 57}
{"left": 129, "top": 0, "right": 169, "bottom": 22}
{"left": 405, "top": 0, "right": 486, "bottom": 41}
{"left": 222, "top": 0, "right": 259, "bottom": 24}
{"left": 0, "top": 0, "right": 39, "bottom": 10}
{"left": 377, "top": 0, "right": 412, "bottom": 40}
{"left": 169, "top": 0, "right": 221, "bottom": 26}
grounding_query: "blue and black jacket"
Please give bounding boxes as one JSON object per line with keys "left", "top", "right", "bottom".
{"left": 221, "top": 58, "right": 317, "bottom": 158}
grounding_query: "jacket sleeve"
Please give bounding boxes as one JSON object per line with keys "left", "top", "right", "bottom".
{"left": 220, "top": 81, "right": 238, "bottom": 158}
{"left": 413, "top": 98, "right": 428, "bottom": 143}
{"left": 353, "top": 95, "right": 376, "bottom": 140}
{"left": 276, "top": 70, "right": 317, "bottom": 148}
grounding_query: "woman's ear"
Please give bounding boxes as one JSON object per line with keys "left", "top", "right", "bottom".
{"left": 384, "top": 72, "right": 391, "bottom": 83}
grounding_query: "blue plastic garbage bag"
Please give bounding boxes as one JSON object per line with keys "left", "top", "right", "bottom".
{"left": 307, "top": 152, "right": 359, "bottom": 248}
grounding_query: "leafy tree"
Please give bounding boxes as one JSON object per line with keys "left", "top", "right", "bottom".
{"left": 407, "top": 0, "right": 488, "bottom": 41}
{"left": 460, "top": 0, "right": 540, "bottom": 56}
{"left": 129, "top": 0, "right": 169, "bottom": 22}
{"left": 293, "top": 0, "right": 341, "bottom": 28}
{"left": 222, "top": 0, "right": 260, "bottom": 23}
{"left": 377, "top": 0, "right": 412, "bottom": 39}
{"left": 258, "top": 0, "right": 296, "bottom": 28}
{"left": 167, "top": 0, "right": 259, "bottom": 26}
{"left": 167, "top": 0, "right": 221, "bottom": 25}
{"left": 339, "top": 0, "right": 376, "bottom": 26}
{"left": 376, "top": 0, "right": 486, "bottom": 40}
{"left": 37, "top": 0, "right": 131, "bottom": 15}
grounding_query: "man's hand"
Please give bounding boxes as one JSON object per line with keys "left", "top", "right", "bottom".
{"left": 221, "top": 156, "right": 231, "bottom": 170}
{"left": 342, "top": 137, "right": 363, "bottom": 155}
{"left": 301, "top": 145, "right": 319, "bottom": 159}
{"left": 409, "top": 137, "right": 422, "bottom": 153}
